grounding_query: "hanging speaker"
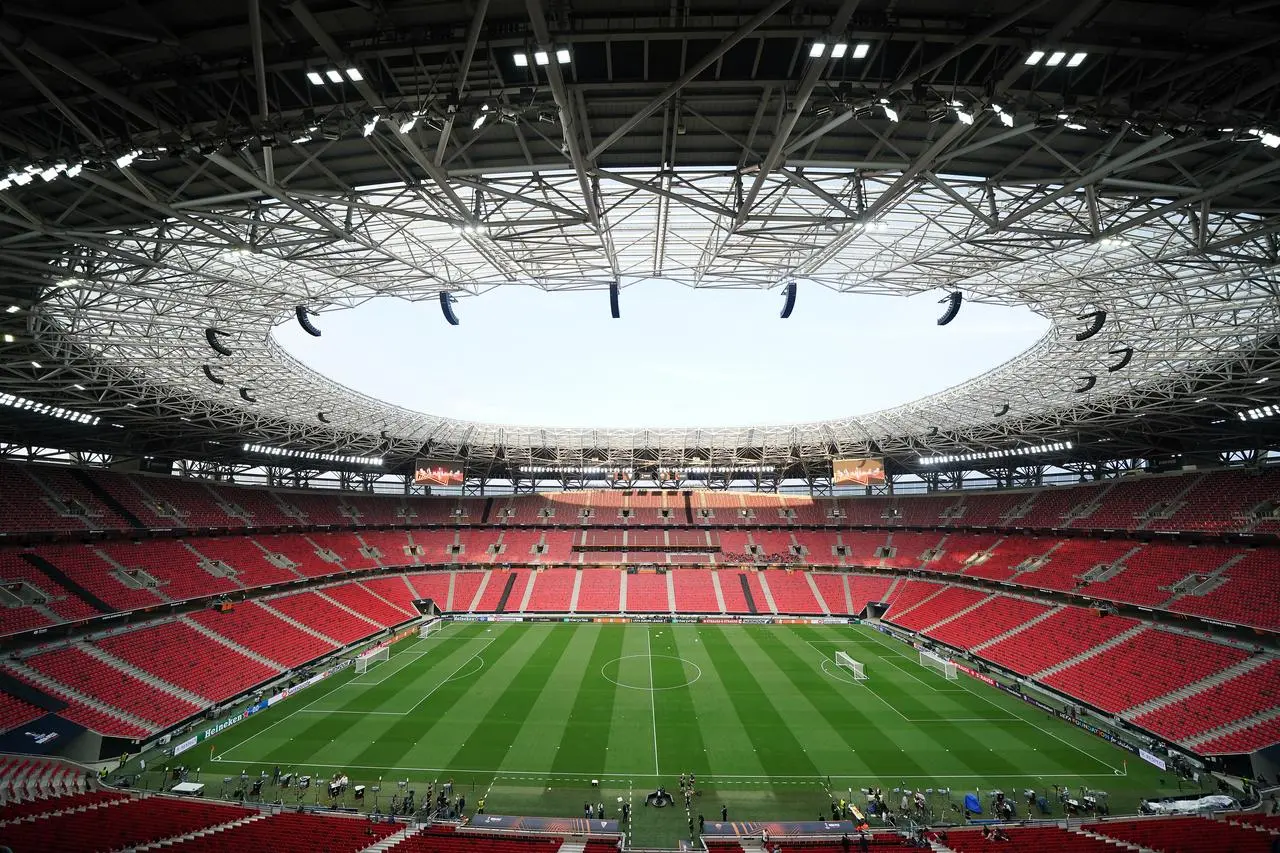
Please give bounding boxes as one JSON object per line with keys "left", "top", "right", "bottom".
{"left": 202, "top": 364, "right": 225, "bottom": 385}
{"left": 205, "top": 328, "right": 233, "bottom": 356}
{"left": 780, "top": 282, "right": 797, "bottom": 319}
{"left": 439, "top": 292, "right": 460, "bottom": 325}
{"left": 239, "top": 388, "right": 256, "bottom": 403}
{"left": 994, "top": 403, "right": 1010, "bottom": 417}
{"left": 937, "top": 291, "right": 963, "bottom": 325}
{"left": 609, "top": 283, "right": 620, "bottom": 319}
{"left": 318, "top": 411, "right": 329, "bottom": 423}
{"left": 1108, "top": 346, "right": 1133, "bottom": 371}
{"left": 1075, "top": 310, "right": 1107, "bottom": 341}
{"left": 1075, "top": 374, "right": 1097, "bottom": 393}
{"left": 295, "top": 306, "right": 321, "bottom": 337}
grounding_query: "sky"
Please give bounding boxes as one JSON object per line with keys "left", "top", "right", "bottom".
{"left": 273, "top": 282, "right": 1048, "bottom": 429}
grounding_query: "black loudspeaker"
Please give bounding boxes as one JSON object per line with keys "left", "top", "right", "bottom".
{"left": 317, "top": 411, "right": 330, "bottom": 423}
{"left": 440, "top": 292, "right": 460, "bottom": 325}
{"left": 239, "top": 387, "right": 257, "bottom": 403}
{"left": 937, "top": 291, "right": 963, "bottom": 325}
{"left": 1108, "top": 346, "right": 1133, "bottom": 371}
{"left": 779, "top": 282, "right": 797, "bottom": 319}
{"left": 1075, "top": 310, "right": 1107, "bottom": 341}
{"left": 205, "top": 327, "right": 233, "bottom": 356}
{"left": 1075, "top": 374, "right": 1097, "bottom": 393}
{"left": 994, "top": 403, "right": 1010, "bottom": 417}
{"left": 295, "top": 305, "right": 321, "bottom": 337}
{"left": 609, "top": 283, "right": 620, "bottom": 319}
{"left": 202, "top": 364, "right": 225, "bottom": 385}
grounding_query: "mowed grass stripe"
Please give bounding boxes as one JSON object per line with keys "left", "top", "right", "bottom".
{"left": 448, "top": 624, "right": 578, "bottom": 771}
{"left": 652, "top": 626, "right": 710, "bottom": 778}
{"left": 604, "top": 625, "right": 661, "bottom": 774}
{"left": 698, "top": 626, "right": 822, "bottom": 782}
{"left": 667, "top": 627, "right": 767, "bottom": 778}
{"left": 754, "top": 625, "right": 926, "bottom": 779}
{"left": 551, "top": 625, "right": 625, "bottom": 776}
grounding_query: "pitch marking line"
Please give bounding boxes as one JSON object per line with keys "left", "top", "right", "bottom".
{"left": 858, "top": 626, "right": 1124, "bottom": 774}
{"left": 210, "top": 759, "right": 1126, "bottom": 782}
{"left": 350, "top": 637, "right": 492, "bottom": 688}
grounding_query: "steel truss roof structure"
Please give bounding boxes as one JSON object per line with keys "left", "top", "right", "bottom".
{"left": 3, "top": 0, "right": 1280, "bottom": 476}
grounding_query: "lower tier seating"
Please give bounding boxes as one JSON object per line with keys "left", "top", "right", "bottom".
{"left": 190, "top": 602, "right": 334, "bottom": 668}
{"left": 979, "top": 607, "right": 1141, "bottom": 676}
{"left": 160, "top": 810, "right": 401, "bottom": 852}
{"left": 1085, "top": 816, "right": 1276, "bottom": 853}
{"left": 386, "top": 826, "right": 566, "bottom": 853}
{"left": 1042, "top": 629, "right": 1250, "bottom": 714}
{"left": 0, "top": 793, "right": 254, "bottom": 852}
{"left": 524, "top": 569, "right": 576, "bottom": 611}
{"left": 1134, "top": 659, "right": 1280, "bottom": 743}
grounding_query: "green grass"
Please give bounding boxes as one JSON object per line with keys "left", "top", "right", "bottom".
{"left": 151, "top": 622, "right": 1186, "bottom": 847}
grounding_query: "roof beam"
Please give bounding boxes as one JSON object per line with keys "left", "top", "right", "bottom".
{"left": 587, "top": 0, "right": 793, "bottom": 161}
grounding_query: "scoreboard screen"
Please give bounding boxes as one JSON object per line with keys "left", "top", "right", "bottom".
{"left": 413, "top": 458, "right": 465, "bottom": 487}
{"left": 833, "top": 457, "right": 885, "bottom": 485}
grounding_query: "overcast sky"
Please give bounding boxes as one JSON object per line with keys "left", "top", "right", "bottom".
{"left": 274, "top": 282, "right": 1047, "bottom": 429}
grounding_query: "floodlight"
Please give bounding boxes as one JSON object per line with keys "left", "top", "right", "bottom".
{"left": 325, "top": 69, "right": 343, "bottom": 83}
{"left": 1046, "top": 51, "right": 1066, "bottom": 66}
{"left": 556, "top": 48, "right": 571, "bottom": 64}
{"left": 1066, "top": 52, "right": 1087, "bottom": 67}
{"left": 66, "top": 163, "right": 84, "bottom": 177}
{"left": 1025, "top": 50, "right": 1045, "bottom": 66}
{"left": 5, "top": 305, "right": 18, "bottom": 313}
{"left": 306, "top": 71, "right": 324, "bottom": 85}
{"left": 852, "top": 43, "right": 870, "bottom": 59}
{"left": 345, "top": 67, "right": 363, "bottom": 81}
{"left": 3, "top": 334, "right": 14, "bottom": 343}
{"left": 953, "top": 105, "right": 974, "bottom": 125}
{"left": 830, "top": 43, "right": 848, "bottom": 59}
{"left": 362, "top": 115, "right": 380, "bottom": 137}
{"left": 881, "top": 101, "right": 900, "bottom": 122}
{"left": 29, "top": 361, "right": 41, "bottom": 368}
{"left": 399, "top": 116, "right": 419, "bottom": 134}
{"left": 513, "top": 52, "right": 529, "bottom": 67}
{"left": 39, "top": 166, "right": 58, "bottom": 182}
{"left": 13, "top": 172, "right": 32, "bottom": 186}
{"left": 1261, "top": 132, "right": 1280, "bottom": 148}
{"left": 472, "top": 114, "right": 488, "bottom": 131}
{"left": 534, "top": 50, "right": 550, "bottom": 66}
{"left": 0, "top": 178, "right": 10, "bottom": 191}
{"left": 809, "top": 42, "right": 826, "bottom": 58}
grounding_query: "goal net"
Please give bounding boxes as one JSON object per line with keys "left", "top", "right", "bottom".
{"left": 834, "top": 651, "right": 868, "bottom": 681}
{"left": 354, "top": 644, "right": 390, "bottom": 674}
{"left": 418, "top": 617, "right": 442, "bottom": 639}
{"left": 919, "top": 648, "right": 958, "bottom": 680}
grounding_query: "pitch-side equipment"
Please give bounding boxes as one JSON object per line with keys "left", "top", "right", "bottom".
{"left": 417, "top": 618, "right": 442, "bottom": 639}
{"left": 919, "top": 648, "right": 958, "bottom": 680}
{"left": 834, "top": 651, "right": 868, "bottom": 681}
{"left": 355, "top": 644, "right": 390, "bottom": 674}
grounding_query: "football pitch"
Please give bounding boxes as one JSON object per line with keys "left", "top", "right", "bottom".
{"left": 201, "top": 621, "right": 1180, "bottom": 847}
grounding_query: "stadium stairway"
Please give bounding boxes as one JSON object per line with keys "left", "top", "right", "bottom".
{"left": 1157, "top": 550, "right": 1248, "bottom": 610}
{"left": 805, "top": 572, "right": 832, "bottom": 615}
{"left": 755, "top": 573, "right": 780, "bottom": 613}
{"left": 258, "top": 599, "right": 342, "bottom": 645}
{"left": 569, "top": 570, "right": 583, "bottom": 611}
{"left": 1032, "top": 624, "right": 1148, "bottom": 679}
{"left": 710, "top": 571, "right": 728, "bottom": 611}
{"left": 179, "top": 615, "right": 285, "bottom": 669}
{"left": 133, "top": 811, "right": 271, "bottom": 850}
{"left": 970, "top": 604, "right": 1064, "bottom": 652}
{"left": 362, "top": 825, "right": 421, "bottom": 852}
{"left": 1120, "top": 653, "right": 1270, "bottom": 720}
{"left": 78, "top": 643, "right": 210, "bottom": 708}
{"left": 918, "top": 591, "right": 998, "bottom": 633}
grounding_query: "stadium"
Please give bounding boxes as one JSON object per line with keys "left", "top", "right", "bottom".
{"left": 2, "top": 0, "right": 1280, "bottom": 851}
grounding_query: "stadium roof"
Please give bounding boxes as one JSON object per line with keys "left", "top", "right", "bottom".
{"left": 3, "top": 0, "right": 1280, "bottom": 477}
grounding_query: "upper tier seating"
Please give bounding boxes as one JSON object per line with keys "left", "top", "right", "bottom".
{"left": 94, "top": 620, "right": 278, "bottom": 702}
{"left": 1168, "top": 549, "right": 1280, "bottom": 631}
{"left": 1042, "top": 629, "right": 1250, "bottom": 714}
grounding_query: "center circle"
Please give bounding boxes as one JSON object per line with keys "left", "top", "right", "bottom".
{"left": 600, "top": 655, "right": 703, "bottom": 691}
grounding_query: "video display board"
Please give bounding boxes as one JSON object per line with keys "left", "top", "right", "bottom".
{"left": 413, "top": 458, "right": 465, "bottom": 487}
{"left": 833, "top": 457, "right": 886, "bottom": 485}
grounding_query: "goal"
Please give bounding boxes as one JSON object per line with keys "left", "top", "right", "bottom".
{"left": 418, "top": 617, "right": 443, "bottom": 639}
{"left": 834, "top": 651, "right": 868, "bottom": 681}
{"left": 354, "top": 644, "right": 389, "bottom": 674}
{"left": 919, "top": 648, "right": 958, "bottom": 680}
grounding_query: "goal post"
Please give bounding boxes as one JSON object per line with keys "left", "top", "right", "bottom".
{"left": 834, "top": 650, "right": 868, "bottom": 681}
{"left": 354, "top": 644, "right": 390, "bottom": 674}
{"left": 919, "top": 648, "right": 958, "bottom": 680}
{"left": 418, "top": 617, "right": 443, "bottom": 639}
